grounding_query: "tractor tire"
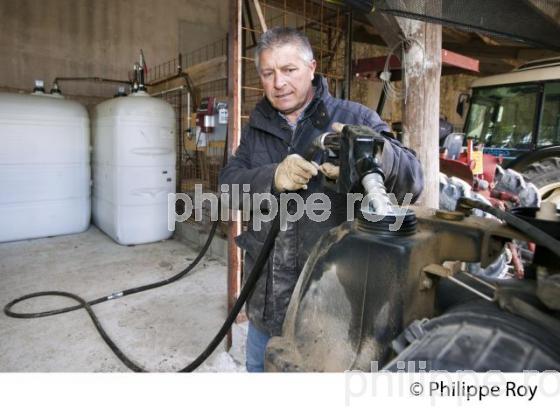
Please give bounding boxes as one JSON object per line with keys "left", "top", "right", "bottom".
{"left": 521, "top": 157, "right": 560, "bottom": 207}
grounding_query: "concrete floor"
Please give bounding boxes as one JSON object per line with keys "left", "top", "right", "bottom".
{"left": 0, "top": 226, "right": 247, "bottom": 372}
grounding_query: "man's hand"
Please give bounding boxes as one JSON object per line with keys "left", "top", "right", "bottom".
{"left": 318, "top": 162, "right": 339, "bottom": 180}
{"left": 274, "top": 154, "right": 318, "bottom": 192}
{"left": 316, "top": 122, "right": 345, "bottom": 180}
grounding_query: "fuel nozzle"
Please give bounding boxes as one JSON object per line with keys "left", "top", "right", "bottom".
{"left": 361, "top": 173, "right": 393, "bottom": 213}
{"left": 347, "top": 127, "right": 393, "bottom": 215}
{"left": 337, "top": 125, "right": 387, "bottom": 195}
{"left": 340, "top": 125, "right": 416, "bottom": 230}
{"left": 311, "top": 124, "right": 415, "bottom": 232}
{"left": 307, "top": 125, "right": 388, "bottom": 196}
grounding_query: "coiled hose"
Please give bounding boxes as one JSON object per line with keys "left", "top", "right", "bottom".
{"left": 4, "top": 210, "right": 280, "bottom": 372}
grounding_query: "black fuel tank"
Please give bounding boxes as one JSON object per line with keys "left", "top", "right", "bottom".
{"left": 266, "top": 210, "right": 438, "bottom": 371}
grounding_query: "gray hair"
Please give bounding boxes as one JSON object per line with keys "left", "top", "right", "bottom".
{"left": 254, "top": 27, "right": 314, "bottom": 73}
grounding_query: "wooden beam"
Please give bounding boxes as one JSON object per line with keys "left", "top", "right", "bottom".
{"left": 478, "top": 61, "right": 519, "bottom": 75}
{"left": 147, "top": 71, "right": 201, "bottom": 107}
{"left": 243, "top": 0, "right": 258, "bottom": 47}
{"left": 353, "top": 49, "right": 478, "bottom": 75}
{"left": 442, "top": 27, "right": 472, "bottom": 44}
{"left": 441, "top": 67, "right": 481, "bottom": 77}
{"left": 147, "top": 76, "right": 187, "bottom": 95}
{"left": 356, "top": 66, "right": 480, "bottom": 82}
{"left": 227, "top": 0, "right": 244, "bottom": 351}
{"left": 476, "top": 33, "right": 501, "bottom": 46}
{"left": 344, "top": 11, "right": 352, "bottom": 99}
{"left": 353, "top": 55, "right": 400, "bottom": 74}
{"left": 253, "top": 0, "right": 267, "bottom": 32}
{"left": 516, "top": 49, "right": 560, "bottom": 61}
{"left": 443, "top": 43, "right": 557, "bottom": 62}
{"left": 325, "top": 29, "right": 345, "bottom": 74}
{"left": 441, "top": 49, "right": 479, "bottom": 72}
{"left": 184, "top": 55, "right": 227, "bottom": 86}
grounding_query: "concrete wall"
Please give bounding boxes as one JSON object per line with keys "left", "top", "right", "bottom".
{"left": 0, "top": 0, "right": 227, "bottom": 98}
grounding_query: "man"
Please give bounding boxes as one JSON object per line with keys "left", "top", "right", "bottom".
{"left": 219, "top": 27, "right": 423, "bottom": 372}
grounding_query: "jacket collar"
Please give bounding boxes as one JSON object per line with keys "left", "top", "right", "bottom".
{"left": 249, "top": 74, "right": 332, "bottom": 140}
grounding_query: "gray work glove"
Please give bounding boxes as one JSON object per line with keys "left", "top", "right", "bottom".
{"left": 274, "top": 154, "right": 318, "bottom": 192}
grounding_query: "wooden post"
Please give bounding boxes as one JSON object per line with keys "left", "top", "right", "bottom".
{"left": 366, "top": 12, "right": 441, "bottom": 208}
{"left": 399, "top": 19, "right": 441, "bottom": 208}
{"left": 252, "top": 0, "right": 267, "bottom": 32}
{"left": 226, "top": 0, "right": 243, "bottom": 351}
{"left": 344, "top": 11, "right": 352, "bottom": 100}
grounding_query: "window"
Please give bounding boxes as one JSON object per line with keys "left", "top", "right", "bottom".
{"left": 537, "top": 82, "right": 560, "bottom": 147}
{"left": 465, "top": 84, "right": 539, "bottom": 149}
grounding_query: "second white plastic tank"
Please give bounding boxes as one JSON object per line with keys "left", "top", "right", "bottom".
{"left": 92, "top": 91, "right": 176, "bottom": 245}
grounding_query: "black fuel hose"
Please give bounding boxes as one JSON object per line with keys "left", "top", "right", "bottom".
{"left": 4, "top": 120, "right": 278, "bottom": 371}
{"left": 4, "top": 217, "right": 219, "bottom": 372}
{"left": 6, "top": 118, "right": 233, "bottom": 321}
{"left": 5, "top": 219, "right": 220, "bottom": 319}
{"left": 456, "top": 197, "right": 560, "bottom": 259}
{"left": 4, "top": 212, "right": 280, "bottom": 372}
{"left": 179, "top": 214, "right": 279, "bottom": 372}
{"left": 5, "top": 122, "right": 303, "bottom": 371}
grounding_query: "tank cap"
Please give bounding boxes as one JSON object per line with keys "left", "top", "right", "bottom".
{"left": 114, "top": 86, "right": 127, "bottom": 97}
{"left": 357, "top": 207, "right": 417, "bottom": 236}
{"left": 50, "top": 82, "right": 62, "bottom": 94}
{"left": 33, "top": 80, "right": 46, "bottom": 93}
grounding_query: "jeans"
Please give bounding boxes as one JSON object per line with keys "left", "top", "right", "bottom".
{"left": 246, "top": 321, "right": 271, "bottom": 372}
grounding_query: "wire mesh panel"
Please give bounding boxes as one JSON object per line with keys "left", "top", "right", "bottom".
{"left": 151, "top": 1, "right": 349, "bottom": 234}
{"left": 155, "top": 85, "right": 228, "bottom": 231}
{"left": 148, "top": 1, "right": 348, "bottom": 231}
{"left": 150, "top": 44, "right": 228, "bottom": 194}
{"left": 241, "top": 0, "right": 348, "bottom": 126}
{"left": 146, "top": 38, "right": 228, "bottom": 84}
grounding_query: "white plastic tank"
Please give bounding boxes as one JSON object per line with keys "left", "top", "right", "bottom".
{"left": 0, "top": 88, "right": 91, "bottom": 243}
{"left": 92, "top": 91, "right": 176, "bottom": 245}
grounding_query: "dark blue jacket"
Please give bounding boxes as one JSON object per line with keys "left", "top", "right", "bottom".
{"left": 219, "top": 75, "right": 423, "bottom": 336}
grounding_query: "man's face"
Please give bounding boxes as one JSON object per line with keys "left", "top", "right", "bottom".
{"left": 258, "top": 43, "right": 316, "bottom": 115}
